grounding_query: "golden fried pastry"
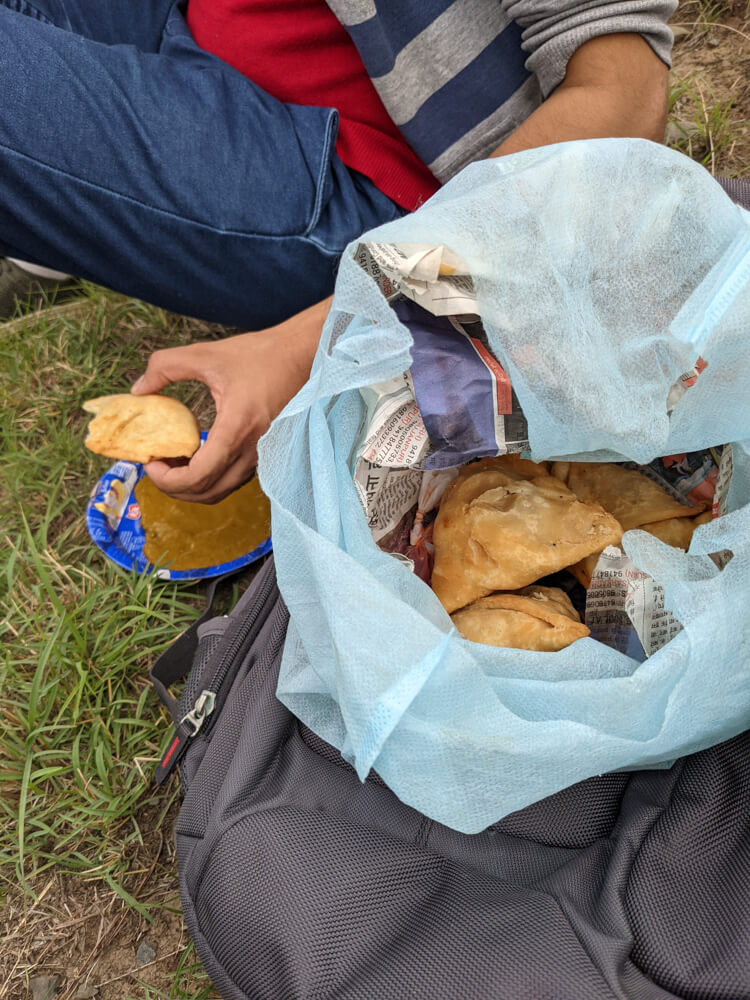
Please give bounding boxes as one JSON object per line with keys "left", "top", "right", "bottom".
{"left": 568, "top": 510, "right": 714, "bottom": 588}
{"left": 431, "top": 467, "right": 622, "bottom": 613}
{"left": 550, "top": 461, "right": 699, "bottom": 531}
{"left": 461, "top": 454, "right": 550, "bottom": 480}
{"left": 568, "top": 552, "right": 602, "bottom": 590}
{"left": 83, "top": 393, "right": 200, "bottom": 464}
{"left": 451, "top": 586, "right": 589, "bottom": 651}
{"left": 638, "top": 516, "right": 698, "bottom": 549}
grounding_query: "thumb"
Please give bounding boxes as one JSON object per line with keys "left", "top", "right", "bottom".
{"left": 131, "top": 344, "right": 210, "bottom": 395}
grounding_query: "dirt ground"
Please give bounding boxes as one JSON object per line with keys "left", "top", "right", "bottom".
{"left": 670, "top": 1, "right": 750, "bottom": 173}
{"left": 4, "top": 8, "right": 749, "bottom": 1000}
{"left": 2, "top": 799, "right": 214, "bottom": 1000}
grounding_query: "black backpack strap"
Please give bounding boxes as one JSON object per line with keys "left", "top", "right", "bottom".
{"left": 150, "top": 576, "right": 222, "bottom": 722}
{"left": 718, "top": 175, "right": 750, "bottom": 210}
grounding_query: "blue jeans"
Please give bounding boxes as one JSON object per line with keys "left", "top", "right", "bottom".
{"left": 0, "top": 0, "right": 405, "bottom": 326}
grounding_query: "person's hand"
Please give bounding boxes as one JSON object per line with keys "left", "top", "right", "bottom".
{"left": 131, "top": 297, "right": 330, "bottom": 503}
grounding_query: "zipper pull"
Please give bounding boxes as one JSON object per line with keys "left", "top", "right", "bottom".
{"left": 154, "top": 690, "right": 216, "bottom": 785}
{"left": 181, "top": 689, "right": 216, "bottom": 736}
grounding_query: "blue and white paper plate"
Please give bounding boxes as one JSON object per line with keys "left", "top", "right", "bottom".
{"left": 86, "top": 436, "right": 271, "bottom": 581}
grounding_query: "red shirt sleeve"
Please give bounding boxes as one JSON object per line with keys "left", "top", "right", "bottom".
{"left": 186, "top": 0, "right": 440, "bottom": 211}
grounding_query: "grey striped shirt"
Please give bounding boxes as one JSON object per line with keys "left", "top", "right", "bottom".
{"left": 325, "top": 0, "right": 677, "bottom": 182}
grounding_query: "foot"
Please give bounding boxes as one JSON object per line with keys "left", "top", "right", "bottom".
{"left": 0, "top": 257, "right": 79, "bottom": 321}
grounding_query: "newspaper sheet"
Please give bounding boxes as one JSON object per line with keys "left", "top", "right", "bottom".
{"left": 584, "top": 547, "right": 649, "bottom": 660}
{"left": 353, "top": 460, "right": 423, "bottom": 544}
{"left": 642, "top": 448, "right": 720, "bottom": 509}
{"left": 353, "top": 243, "right": 400, "bottom": 300}
{"left": 666, "top": 356, "right": 708, "bottom": 413}
{"left": 358, "top": 374, "right": 431, "bottom": 468}
{"left": 713, "top": 444, "right": 733, "bottom": 518}
{"left": 445, "top": 316, "right": 529, "bottom": 463}
{"left": 585, "top": 546, "right": 683, "bottom": 660}
{"left": 360, "top": 241, "right": 478, "bottom": 316}
{"left": 623, "top": 572, "right": 684, "bottom": 658}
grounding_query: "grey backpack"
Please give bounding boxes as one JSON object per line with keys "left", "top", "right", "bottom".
{"left": 150, "top": 555, "right": 749, "bottom": 1000}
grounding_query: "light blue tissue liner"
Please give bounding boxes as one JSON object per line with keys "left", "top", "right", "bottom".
{"left": 257, "top": 139, "right": 750, "bottom": 834}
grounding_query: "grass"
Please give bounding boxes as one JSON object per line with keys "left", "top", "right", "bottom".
{"left": 676, "top": 0, "right": 733, "bottom": 25}
{"left": 671, "top": 0, "right": 749, "bottom": 39}
{"left": 666, "top": 77, "right": 743, "bottom": 174}
{"left": 0, "top": 288, "right": 224, "bottom": 998}
{"left": 667, "top": 0, "right": 750, "bottom": 177}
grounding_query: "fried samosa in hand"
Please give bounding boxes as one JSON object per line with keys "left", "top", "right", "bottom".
{"left": 83, "top": 393, "right": 200, "bottom": 464}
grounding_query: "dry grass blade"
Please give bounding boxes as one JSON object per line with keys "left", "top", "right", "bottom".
{"left": 0, "top": 298, "right": 96, "bottom": 336}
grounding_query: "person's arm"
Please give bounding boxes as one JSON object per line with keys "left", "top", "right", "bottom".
{"left": 134, "top": 19, "right": 672, "bottom": 504}
{"left": 131, "top": 296, "right": 330, "bottom": 503}
{"left": 491, "top": 33, "right": 669, "bottom": 157}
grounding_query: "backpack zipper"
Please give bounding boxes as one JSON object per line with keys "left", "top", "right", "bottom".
{"left": 182, "top": 689, "right": 217, "bottom": 735}
{"left": 155, "top": 565, "right": 278, "bottom": 785}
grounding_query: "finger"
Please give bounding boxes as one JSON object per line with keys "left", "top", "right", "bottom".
{"left": 178, "top": 404, "right": 258, "bottom": 488}
{"left": 143, "top": 455, "right": 256, "bottom": 504}
{"left": 143, "top": 416, "right": 256, "bottom": 502}
{"left": 146, "top": 456, "right": 190, "bottom": 471}
{"left": 202, "top": 464, "right": 258, "bottom": 505}
{"left": 180, "top": 461, "right": 257, "bottom": 505}
{"left": 142, "top": 453, "right": 221, "bottom": 499}
{"left": 131, "top": 344, "right": 211, "bottom": 395}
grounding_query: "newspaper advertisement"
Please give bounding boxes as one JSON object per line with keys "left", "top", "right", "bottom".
{"left": 358, "top": 374, "right": 431, "bottom": 469}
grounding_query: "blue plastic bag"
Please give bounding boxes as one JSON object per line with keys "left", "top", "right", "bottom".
{"left": 258, "top": 139, "right": 750, "bottom": 834}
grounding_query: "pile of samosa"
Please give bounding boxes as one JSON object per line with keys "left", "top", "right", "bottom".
{"left": 432, "top": 456, "right": 711, "bottom": 653}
